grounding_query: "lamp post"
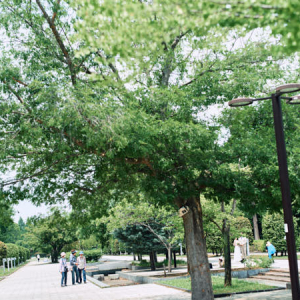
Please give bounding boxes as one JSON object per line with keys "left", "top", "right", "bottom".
{"left": 228, "top": 83, "right": 300, "bottom": 300}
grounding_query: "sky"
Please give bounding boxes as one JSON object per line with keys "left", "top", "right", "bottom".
{"left": 13, "top": 200, "right": 50, "bottom": 223}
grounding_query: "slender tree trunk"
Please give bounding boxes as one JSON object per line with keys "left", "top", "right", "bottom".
{"left": 181, "top": 196, "right": 213, "bottom": 300}
{"left": 165, "top": 249, "right": 168, "bottom": 260}
{"left": 168, "top": 247, "right": 172, "bottom": 273}
{"left": 133, "top": 253, "right": 136, "bottom": 261}
{"left": 149, "top": 251, "right": 156, "bottom": 271}
{"left": 253, "top": 213, "right": 260, "bottom": 240}
{"left": 154, "top": 251, "right": 158, "bottom": 263}
{"left": 173, "top": 251, "right": 177, "bottom": 268}
{"left": 223, "top": 221, "right": 232, "bottom": 286}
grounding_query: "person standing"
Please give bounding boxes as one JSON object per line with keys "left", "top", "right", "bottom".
{"left": 233, "top": 238, "right": 242, "bottom": 262}
{"left": 37, "top": 254, "right": 40, "bottom": 263}
{"left": 70, "top": 250, "right": 79, "bottom": 285}
{"left": 59, "top": 252, "right": 68, "bottom": 287}
{"left": 266, "top": 241, "right": 276, "bottom": 259}
{"left": 77, "top": 251, "right": 87, "bottom": 284}
{"left": 238, "top": 233, "right": 247, "bottom": 262}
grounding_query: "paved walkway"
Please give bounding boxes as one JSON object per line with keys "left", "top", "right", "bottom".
{"left": 0, "top": 261, "right": 191, "bottom": 300}
{"left": 0, "top": 259, "right": 294, "bottom": 300}
{"left": 221, "top": 290, "right": 292, "bottom": 299}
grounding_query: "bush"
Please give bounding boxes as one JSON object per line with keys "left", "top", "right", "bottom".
{"left": 5, "top": 243, "right": 19, "bottom": 266}
{"left": 18, "top": 246, "right": 28, "bottom": 263}
{"left": 262, "top": 212, "right": 299, "bottom": 252}
{"left": 0, "top": 241, "right": 7, "bottom": 262}
{"left": 6, "top": 243, "right": 19, "bottom": 259}
{"left": 253, "top": 257, "right": 274, "bottom": 268}
{"left": 252, "top": 240, "right": 266, "bottom": 252}
{"left": 84, "top": 249, "right": 102, "bottom": 262}
{"left": 65, "top": 249, "right": 102, "bottom": 263}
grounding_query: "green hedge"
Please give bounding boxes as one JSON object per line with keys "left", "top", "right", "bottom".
{"left": 18, "top": 246, "right": 29, "bottom": 263}
{"left": 2, "top": 242, "right": 30, "bottom": 265}
{"left": 251, "top": 240, "right": 266, "bottom": 252}
{"left": 65, "top": 249, "right": 102, "bottom": 263}
{"left": 0, "top": 241, "right": 7, "bottom": 262}
{"left": 84, "top": 249, "right": 102, "bottom": 262}
{"left": 6, "top": 243, "right": 19, "bottom": 260}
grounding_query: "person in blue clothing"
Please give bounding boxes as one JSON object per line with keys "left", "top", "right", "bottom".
{"left": 70, "top": 249, "right": 79, "bottom": 285}
{"left": 266, "top": 241, "right": 276, "bottom": 259}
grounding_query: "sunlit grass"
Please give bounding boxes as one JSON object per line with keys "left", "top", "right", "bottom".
{"left": 159, "top": 276, "right": 277, "bottom": 294}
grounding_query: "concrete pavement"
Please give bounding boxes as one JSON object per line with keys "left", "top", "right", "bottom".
{"left": 0, "top": 258, "right": 294, "bottom": 300}
{"left": 0, "top": 260, "right": 191, "bottom": 300}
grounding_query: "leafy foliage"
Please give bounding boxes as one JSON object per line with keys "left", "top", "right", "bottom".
{"left": 25, "top": 209, "right": 77, "bottom": 263}
{"left": 0, "top": 241, "right": 7, "bottom": 262}
{"left": 262, "top": 212, "right": 299, "bottom": 251}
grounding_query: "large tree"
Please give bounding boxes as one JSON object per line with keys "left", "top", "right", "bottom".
{"left": 25, "top": 209, "right": 77, "bottom": 262}
{"left": 0, "top": 1, "right": 287, "bottom": 298}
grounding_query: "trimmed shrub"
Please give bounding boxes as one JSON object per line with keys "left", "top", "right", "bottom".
{"left": 0, "top": 241, "right": 7, "bottom": 262}
{"left": 6, "top": 243, "right": 19, "bottom": 259}
{"left": 64, "top": 249, "right": 102, "bottom": 263}
{"left": 82, "top": 249, "right": 102, "bottom": 262}
{"left": 25, "top": 248, "right": 30, "bottom": 260}
{"left": 252, "top": 240, "right": 266, "bottom": 252}
{"left": 18, "top": 246, "right": 28, "bottom": 263}
{"left": 5, "top": 243, "right": 19, "bottom": 266}
{"left": 262, "top": 212, "right": 299, "bottom": 253}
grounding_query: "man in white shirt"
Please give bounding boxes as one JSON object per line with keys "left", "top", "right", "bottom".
{"left": 238, "top": 233, "right": 247, "bottom": 261}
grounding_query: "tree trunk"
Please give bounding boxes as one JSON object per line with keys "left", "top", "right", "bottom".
{"left": 133, "top": 253, "right": 136, "bottom": 261}
{"left": 154, "top": 251, "right": 158, "bottom": 263}
{"left": 168, "top": 247, "right": 172, "bottom": 273}
{"left": 149, "top": 251, "right": 156, "bottom": 271}
{"left": 253, "top": 213, "right": 260, "bottom": 240}
{"left": 173, "top": 251, "right": 177, "bottom": 268}
{"left": 165, "top": 249, "right": 168, "bottom": 260}
{"left": 51, "top": 249, "right": 59, "bottom": 263}
{"left": 223, "top": 221, "right": 232, "bottom": 286}
{"left": 181, "top": 196, "right": 213, "bottom": 300}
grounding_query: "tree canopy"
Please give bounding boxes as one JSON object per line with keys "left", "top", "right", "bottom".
{"left": 0, "top": 1, "right": 297, "bottom": 299}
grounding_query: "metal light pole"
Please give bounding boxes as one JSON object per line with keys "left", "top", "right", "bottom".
{"left": 228, "top": 83, "right": 300, "bottom": 300}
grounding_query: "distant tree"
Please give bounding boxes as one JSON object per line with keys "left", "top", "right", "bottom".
{"left": 26, "top": 209, "right": 77, "bottom": 262}
{"left": 18, "top": 217, "right": 26, "bottom": 233}
{"left": 103, "top": 199, "right": 184, "bottom": 272}
{"left": 114, "top": 224, "right": 165, "bottom": 270}
{"left": 2, "top": 223, "right": 22, "bottom": 244}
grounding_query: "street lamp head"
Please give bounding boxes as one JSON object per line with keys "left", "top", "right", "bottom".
{"left": 228, "top": 98, "right": 254, "bottom": 107}
{"left": 286, "top": 95, "right": 300, "bottom": 105}
{"left": 275, "top": 83, "right": 300, "bottom": 94}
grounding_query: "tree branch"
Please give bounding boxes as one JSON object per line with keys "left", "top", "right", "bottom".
{"left": 51, "top": 0, "right": 61, "bottom": 24}
{"left": 35, "top": 0, "right": 76, "bottom": 85}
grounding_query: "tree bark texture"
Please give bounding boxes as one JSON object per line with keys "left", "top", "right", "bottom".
{"left": 182, "top": 196, "right": 214, "bottom": 300}
{"left": 173, "top": 251, "right": 177, "bottom": 268}
{"left": 253, "top": 213, "right": 260, "bottom": 240}
{"left": 149, "top": 251, "right": 156, "bottom": 271}
{"left": 168, "top": 247, "right": 172, "bottom": 273}
{"left": 51, "top": 249, "right": 59, "bottom": 263}
{"left": 223, "top": 222, "right": 232, "bottom": 286}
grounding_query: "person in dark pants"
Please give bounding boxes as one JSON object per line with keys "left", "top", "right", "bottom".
{"left": 59, "top": 252, "right": 68, "bottom": 287}
{"left": 70, "top": 250, "right": 79, "bottom": 285}
{"left": 77, "top": 251, "right": 87, "bottom": 284}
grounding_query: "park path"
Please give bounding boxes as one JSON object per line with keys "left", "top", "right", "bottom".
{"left": 0, "top": 260, "right": 190, "bottom": 300}
{"left": 0, "top": 259, "right": 294, "bottom": 300}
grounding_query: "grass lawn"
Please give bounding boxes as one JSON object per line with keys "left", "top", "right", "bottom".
{"left": 250, "top": 254, "right": 299, "bottom": 260}
{"left": 159, "top": 276, "right": 277, "bottom": 294}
